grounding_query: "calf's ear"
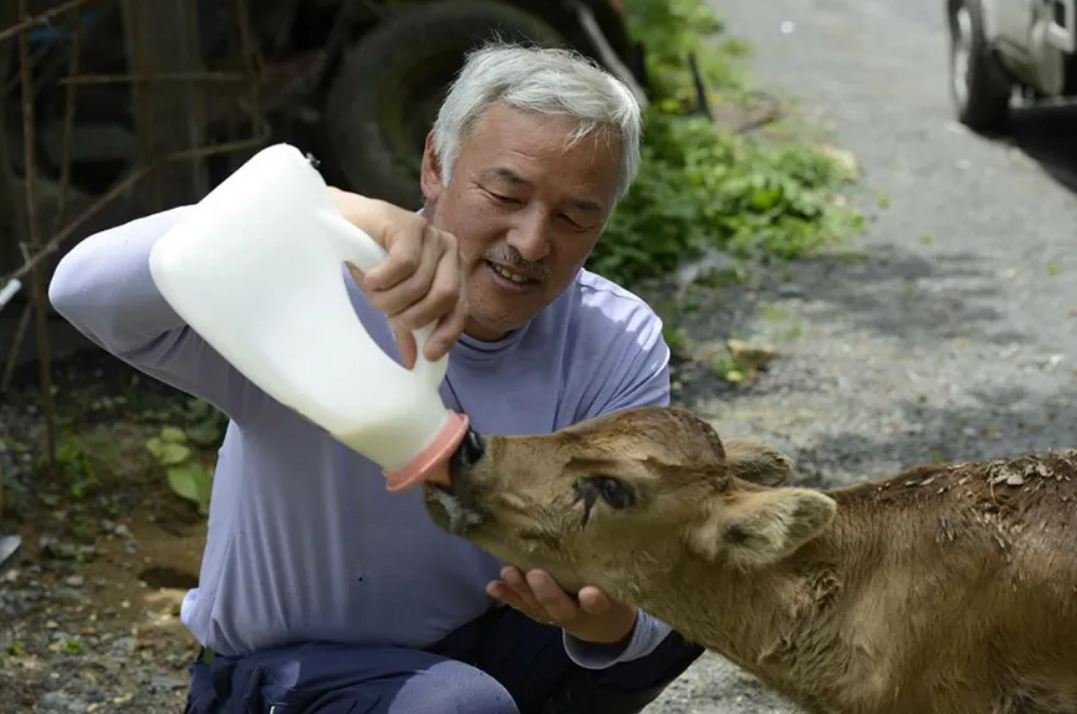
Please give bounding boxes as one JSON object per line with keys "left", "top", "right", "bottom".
{"left": 723, "top": 439, "right": 794, "bottom": 486}
{"left": 687, "top": 488, "right": 836, "bottom": 567}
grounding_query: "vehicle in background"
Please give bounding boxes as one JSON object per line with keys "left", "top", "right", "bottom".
{"left": 947, "top": 0, "right": 1076, "bottom": 130}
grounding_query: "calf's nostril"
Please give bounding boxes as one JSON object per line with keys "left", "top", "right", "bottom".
{"left": 461, "top": 428, "right": 485, "bottom": 467}
{"left": 449, "top": 427, "right": 486, "bottom": 484}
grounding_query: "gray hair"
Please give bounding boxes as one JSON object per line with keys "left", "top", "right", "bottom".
{"left": 432, "top": 43, "right": 642, "bottom": 203}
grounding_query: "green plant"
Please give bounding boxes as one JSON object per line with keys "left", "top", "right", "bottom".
{"left": 53, "top": 431, "right": 122, "bottom": 499}
{"left": 587, "top": 0, "right": 863, "bottom": 288}
{"left": 592, "top": 111, "right": 861, "bottom": 285}
{"left": 146, "top": 425, "right": 213, "bottom": 515}
{"left": 623, "top": 0, "right": 746, "bottom": 109}
{"left": 711, "top": 355, "right": 749, "bottom": 384}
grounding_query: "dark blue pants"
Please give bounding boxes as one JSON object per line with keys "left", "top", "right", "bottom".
{"left": 185, "top": 604, "right": 703, "bottom": 714}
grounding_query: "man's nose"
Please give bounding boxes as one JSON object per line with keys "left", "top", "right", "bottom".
{"left": 506, "top": 212, "right": 551, "bottom": 262}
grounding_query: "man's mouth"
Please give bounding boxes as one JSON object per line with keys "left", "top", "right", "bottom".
{"left": 485, "top": 260, "right": 541, "bottom": 287}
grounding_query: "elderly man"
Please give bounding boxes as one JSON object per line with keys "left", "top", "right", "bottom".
{"left": 49, "top": 43, "right": 703, "bottom": 713}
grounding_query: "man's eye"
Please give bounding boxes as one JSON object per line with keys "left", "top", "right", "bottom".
{"left": 487, "top": 191, "right": 519, "bottom": 205}
{"left": 591, "top": 476, "right": 635, "bottom": 510}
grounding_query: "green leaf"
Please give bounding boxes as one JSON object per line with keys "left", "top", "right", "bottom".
{"left": 158, "top": 443, "right": 192, "bottom": 466}
{"left": 160, "top": 426, "right": 187, "bottom": 444}
{"left": 749, "top": 186, "right": 783, "bottom": 212}
{"left": 167, "top": 462, "right": 212, "bottom": 508}
{"left": 145, "top": 437, "right": 164, "bottom": 459}
{"left": 186, "top": 420, "right": 221, "bottom": 447}
{"left": 186, "top": 398, "right": 210, "bottom": 418}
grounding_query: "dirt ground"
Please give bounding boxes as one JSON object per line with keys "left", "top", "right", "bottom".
{"left": 1, "top": 358, "right": 211, "bottom": 712}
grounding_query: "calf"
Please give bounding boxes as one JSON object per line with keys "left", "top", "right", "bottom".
{"left": 424, "top": 406, "right": 1077, "bottom": 714}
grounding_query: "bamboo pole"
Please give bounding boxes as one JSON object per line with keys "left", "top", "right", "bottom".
{"left": 0, "top": 0, "right": 99, "bottom": 43}
{"left": 59, "top": 71, "right": 245, "bottom": 86}
{"left": 18, "top": 0, "right": 57, "bottom": 472}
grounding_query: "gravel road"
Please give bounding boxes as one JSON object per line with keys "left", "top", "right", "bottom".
{"left": 645, "top": 0, "right": 1077, "bottom": 711}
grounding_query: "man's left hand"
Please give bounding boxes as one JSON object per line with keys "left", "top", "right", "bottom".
{"left": 487, "top": 566, "right": 637, "bottom": 645}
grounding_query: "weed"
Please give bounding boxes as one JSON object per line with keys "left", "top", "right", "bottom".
{"left": 145, "top": 425, "right": 213, "bottom": 516}
{"left": 711, "top": 356, "right": 750, "bottom": 384}
{"left": 589, "top": 0, "right": 863, "bottom": 287}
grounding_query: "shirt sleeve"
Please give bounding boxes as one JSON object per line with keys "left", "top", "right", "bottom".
{"left": 48, "top": 207, "right": 266, "bottom": 423}
{"left": 562, "top": 609, "right": 674, "bottom": 670}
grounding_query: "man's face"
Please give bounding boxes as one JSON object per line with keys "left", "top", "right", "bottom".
{"left": 421, "top": 103, "right": 621, "bottom": 341}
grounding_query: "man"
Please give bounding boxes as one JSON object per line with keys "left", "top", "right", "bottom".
{"left": 49, "top": 43, "right": 703, "bottom": 713}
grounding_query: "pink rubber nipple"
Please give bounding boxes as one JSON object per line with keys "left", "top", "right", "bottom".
{"left": 384, "top": 411, "right": 470, "bottom": 492}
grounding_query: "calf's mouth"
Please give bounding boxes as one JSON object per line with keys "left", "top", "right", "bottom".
{"left": 423, "top": 427, "right": 490, "bottom": 535}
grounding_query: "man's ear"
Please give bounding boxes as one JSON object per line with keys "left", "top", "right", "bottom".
{"left": 723, "top": 439, "right": 794, "bottom": 486}
{"left": 688, "top": 488, "right": 836, "bottom": 568}
{"left": 420, "top": 129, "right": 445, "bottom": 204}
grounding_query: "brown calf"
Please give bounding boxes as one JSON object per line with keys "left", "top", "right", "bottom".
{"left": 424, "top": 406, "right": 1077, "bottom": 714}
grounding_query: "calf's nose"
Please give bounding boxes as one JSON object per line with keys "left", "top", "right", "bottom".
{"left": 448, "top": 428, "right": 485, "bottom": 485}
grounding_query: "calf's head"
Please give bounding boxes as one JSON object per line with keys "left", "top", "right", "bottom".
{"left": 424, "top": 406, "right": 837, "bottom": 598}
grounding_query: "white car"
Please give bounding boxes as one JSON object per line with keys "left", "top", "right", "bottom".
{"left": 948, "top": 0, "right": 1076, "bottom": 129}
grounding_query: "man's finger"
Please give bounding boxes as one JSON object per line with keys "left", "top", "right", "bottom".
{"left": 393, "top": 242, "right": 459, "bottom": 331}
{"left": 501, "top": 567, "right": 544, "bottom": 613}
{"left": 362, "top": 222, "right": 426, "bottom": 292}
{"left": 576, "top": 586, "right": 611, "bottom": 615}
{"left": 345, "top": 262, "right": 366, "bottom": 290}
{"left": 486, "top": 580, "right": 523, "bottom": 609}
{"left": 366, "top": 232, "right": 442, "bottom": 316}
{"left": 487, "top": 581, "right": 557, "bottom": 626}
{"left": 392, "top": 326, "right": 418, "bottom": 371}
{"left": 527, "top": 570, "right": 579, "bottom": 623}
{"left": 425, "top": 287, "right": 468, "bottom": 363}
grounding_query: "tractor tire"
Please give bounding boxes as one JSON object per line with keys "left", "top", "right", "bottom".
{"left": 948, "top": 0, "right": 1012, "bottom": 132}
{"left": 324, "top": 1, "right": 567, "bottom": 209}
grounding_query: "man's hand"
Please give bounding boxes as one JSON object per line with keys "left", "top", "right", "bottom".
{"left": 329, "top": 188, "right": 467, "bottom": 367}
{"left": 487, "top": 566, "right": 637, "bottom": 645}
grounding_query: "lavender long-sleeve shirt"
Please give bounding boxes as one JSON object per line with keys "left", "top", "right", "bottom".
{"left": 48, "top": 206, "right": 675, "bottom": 667}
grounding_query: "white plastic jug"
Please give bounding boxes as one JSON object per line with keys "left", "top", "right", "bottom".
{"left": 148, "top": 143, "right": 468, "bottom": 492}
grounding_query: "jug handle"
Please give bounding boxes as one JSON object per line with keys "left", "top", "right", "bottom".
{"left": 318, "top": 209, "right": 444, "bottom": 380}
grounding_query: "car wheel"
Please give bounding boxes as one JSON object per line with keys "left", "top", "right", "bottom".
{"left": 324, "top": 1, "right": 567, "bottom": 209}
{"left": 948, "top": 0, "right": 1012, "bottom": 131}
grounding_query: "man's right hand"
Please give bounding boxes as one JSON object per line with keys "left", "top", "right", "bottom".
{"left": 329, "top": 188, "right": 467, "bottom": 368}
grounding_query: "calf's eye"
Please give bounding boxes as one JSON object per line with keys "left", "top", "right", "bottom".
{"left": 591, "top": 475, "right": 635, "bottom": 510}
